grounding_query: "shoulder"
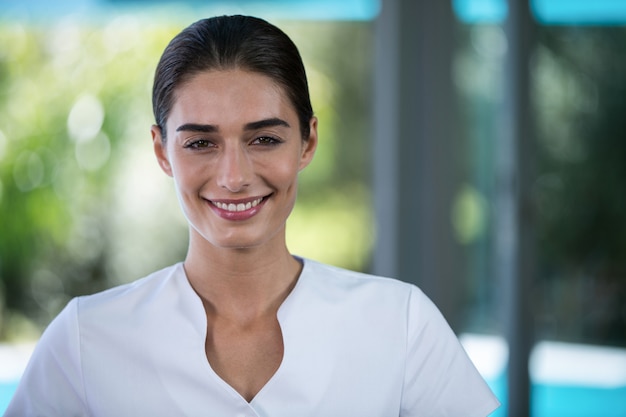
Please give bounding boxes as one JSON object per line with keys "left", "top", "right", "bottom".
{"left": 62, "top": 263, "right": 197, "bottom": 335}
{"left": 297, "top": 258, "right": 457, "bottom": 341}
{"left": 301, "top": 258, "right": 414, "bottom": 292}
{"left": 298, "top": 258, "right": 427, "bottom": 313}
{"left": 75, "top": 263, "right": 184, "bottom": 313}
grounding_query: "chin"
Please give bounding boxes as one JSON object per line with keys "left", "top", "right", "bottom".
{"left": 190, "top": 221, "right": 285, "bottom": 252}
{"left": 206, "top": 233, "right": 272, "bottom": 251}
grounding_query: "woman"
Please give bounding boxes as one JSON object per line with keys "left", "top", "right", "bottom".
{"left": 6, "top": 15, "right": 500, "bottom": 416}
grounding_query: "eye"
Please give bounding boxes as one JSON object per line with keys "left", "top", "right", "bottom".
{"left": 183, "top": 139, "right": 214, "bottom": 149}
{"left": 252, "top": 136, "right": 282, "bottom": 146}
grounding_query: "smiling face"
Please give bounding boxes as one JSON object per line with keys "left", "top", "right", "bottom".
{"left": 152, "top": 70, "right": 317, "bottom": 251}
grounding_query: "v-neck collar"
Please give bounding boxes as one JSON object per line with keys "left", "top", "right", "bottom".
{"left": 169, "top": 257, "right": 314, "bottom": 413}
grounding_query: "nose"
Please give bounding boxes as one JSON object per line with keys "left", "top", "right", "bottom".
{"left": 216, "top": 144, "right": 252, "bottom": 192}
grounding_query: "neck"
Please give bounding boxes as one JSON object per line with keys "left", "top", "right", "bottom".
{"left": 183, "top": 232, "right": 301, "bottom": 321}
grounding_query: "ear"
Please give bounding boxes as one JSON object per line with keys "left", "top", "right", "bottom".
{"left": 299, "top": 117, "right": 318, "bottom": 171}
{"left": 151, "top": 125, "right": 173, "bottom": 177}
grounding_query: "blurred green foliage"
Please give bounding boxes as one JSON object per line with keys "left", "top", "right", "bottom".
{"left": 0, "top": 18, "right": 374, "bottom": 341}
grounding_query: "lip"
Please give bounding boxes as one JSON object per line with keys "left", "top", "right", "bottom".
{"left": 207, "top": 195, "right": 269, "bottom": 221}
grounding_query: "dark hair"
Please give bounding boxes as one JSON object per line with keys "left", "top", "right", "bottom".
{"left": 152, "top": 15, "right": 313, "bottom": 140}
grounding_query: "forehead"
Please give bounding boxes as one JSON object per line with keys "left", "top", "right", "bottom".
{"left": 169, "top": 70, "right": 294, "bottom": 126}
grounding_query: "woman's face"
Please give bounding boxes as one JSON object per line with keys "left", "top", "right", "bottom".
{"left": 152, "top": 70, "right": 317, "bottom": 250}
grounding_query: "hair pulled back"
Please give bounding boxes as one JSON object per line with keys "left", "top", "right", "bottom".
{"left": 152, "top": 15, "right": 313, "bottom": 140}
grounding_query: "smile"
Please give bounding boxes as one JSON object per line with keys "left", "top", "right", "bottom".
{"left": 211, "top": 197, "right": 264, "bottom": 212}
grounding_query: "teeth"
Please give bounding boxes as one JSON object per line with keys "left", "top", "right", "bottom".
{"left": 214, "top": 198, "right": 262, "bottom": 212}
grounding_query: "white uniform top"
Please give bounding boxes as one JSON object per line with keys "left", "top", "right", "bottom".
{"left": 6, "top": 258, "right": 500, "bottom": 417}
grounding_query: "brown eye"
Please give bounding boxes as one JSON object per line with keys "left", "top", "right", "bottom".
{"left": 184, "top": 139, "right": 213, "bottom": 149}
{"left": 252, "top": 136, "right": 281, "bottom": 146}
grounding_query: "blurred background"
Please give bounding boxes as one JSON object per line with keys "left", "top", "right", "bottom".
{"left": 0, "top": 0, "right": 625, "bottom": 416}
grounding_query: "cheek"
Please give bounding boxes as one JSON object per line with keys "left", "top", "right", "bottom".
{"left": 169, "top": 156, "right": 206, "bottom": 188}
{"left": 171, "top": 168, "right": 196, "bottom": 196}
{"left": 265, "top": 161, "right": 300, "bottom": 189}
{"left": 172, "top": 169, "right": 194, "bottom": 191}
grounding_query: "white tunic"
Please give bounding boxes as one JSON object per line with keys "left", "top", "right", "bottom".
{"left": 5, "top": 259, "right": 500, "bottom": 417}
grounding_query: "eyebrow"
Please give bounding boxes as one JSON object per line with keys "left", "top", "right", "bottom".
{"left": 176, "top": 123, "right": 218, "bottom": 133}
{"left": 175, "top": 117, "right": 290, "bottom": 133}
{"left": 244, "top": 117, "right": 290, "bottom": 131}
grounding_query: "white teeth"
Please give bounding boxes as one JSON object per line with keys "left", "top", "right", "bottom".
{"left": 214, "top": 198, "right": 263, "bottom": 212}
